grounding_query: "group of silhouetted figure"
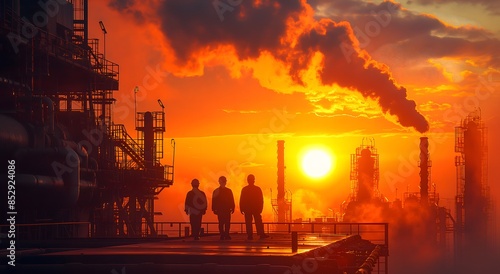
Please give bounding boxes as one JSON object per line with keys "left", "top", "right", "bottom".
{"left": 184, "top": 174, "right": 270, "bottom": 241}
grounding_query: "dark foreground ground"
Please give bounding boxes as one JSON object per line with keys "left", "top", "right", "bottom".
{"left": 0, "top": 232, "right": 386, "bottom": 274}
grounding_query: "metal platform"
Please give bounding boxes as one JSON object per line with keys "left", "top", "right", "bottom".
{"left": 1, "top": 232, "right": 387, "bottom": 274}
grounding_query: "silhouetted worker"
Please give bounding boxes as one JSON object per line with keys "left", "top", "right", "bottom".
{"left": 184, "top": 179, "right": 207, "bottom": 240}
{"left": 240, "top": 174, "right": 269, "bottom": 240}
{"left": 212, "top": 176, "right": 235, "bottom": 240}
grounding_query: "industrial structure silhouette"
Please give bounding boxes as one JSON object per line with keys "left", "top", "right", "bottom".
{"left": 0, "top": 1, "right": 495, "bottom": 273}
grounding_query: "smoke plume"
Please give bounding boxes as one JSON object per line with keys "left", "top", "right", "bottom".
{"left": 110, "top": 0, "right": 429, "bottom": 133}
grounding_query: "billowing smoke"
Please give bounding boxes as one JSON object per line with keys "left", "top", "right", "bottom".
{"left": 110, "top": 0, "right": 429, "bottom": 132}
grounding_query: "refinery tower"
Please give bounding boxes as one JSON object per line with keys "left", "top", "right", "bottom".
{"left": 0, "top": 0, "right": 174, "bottom": 239}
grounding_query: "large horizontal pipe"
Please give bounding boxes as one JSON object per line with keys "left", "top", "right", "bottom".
{"left": 0, "top": 114, "right": 30, "bottom": 152}
{"left": 15, "top": 176, "right": 96, "bottom": 209}
{"left": 17, "top": 174, "right": 65, "bottom": 188}
{"left": 17, "top": 174, "right": 77, "bottom": 207}
{"left": 63, "top": 140, "right": 89, "bottom": 168}
{"left": 0, "top": 97, "right": 55, "bottom": 153}
{"left": 15, "top": 147, "right": 81, "bottom": 207}
{"left": 18, "top": 174, "right": 95, "bottom": 191}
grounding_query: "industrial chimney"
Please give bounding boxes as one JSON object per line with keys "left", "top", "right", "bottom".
{"left": 350, "top": 138, "right": 379, "bottom": 204}
{"left": 419, "top": 137, "right": 430, "bottom": 205}
{"left": 277, "top": 140, "right": 286, "bottom": 223}
{"left": 455, "top": 110, "right": 490, "bottom": 256}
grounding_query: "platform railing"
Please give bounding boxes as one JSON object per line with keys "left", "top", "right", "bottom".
{"left": 0, "top": 221, "right": 92, "bottom": 240}
{"left": 153, "top": 221, "right": 388, "bottom": 246}
{"left": 109, "top": 124, "right": 145, "bottom": 169}
{"left": 1, "top": 221, "right": 388, "bottom": 247}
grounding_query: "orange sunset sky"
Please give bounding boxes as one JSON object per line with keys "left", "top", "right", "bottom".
{"left": 87, "top": 0, "right": 499, "bottom": 229}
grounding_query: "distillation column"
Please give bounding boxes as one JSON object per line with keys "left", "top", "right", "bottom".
{"left": 455, "top": 111, "right": 489, "bottom": 254}
{"left": 419, "top": 137, "right": 430, "bottom": 206}
{"left": 277, "top": 140, "right": 286, "bottom": 224}
{"left": 463, "top": 118, "right": 487, "bottom": 245}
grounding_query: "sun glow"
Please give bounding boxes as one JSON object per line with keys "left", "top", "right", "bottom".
{"left": 301, "top": 148, "right": 335, "bottom": 179}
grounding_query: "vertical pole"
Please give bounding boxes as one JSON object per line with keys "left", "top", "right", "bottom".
{"left": 419, "top": 137, "right": 429, "bottom": 205}
{"left": 385, "top": 223, "right": 389, "bottom": 250}
{"left": 144, "top": 112, "right": 154, "bottom": 167}
{"left": 103, "top": 31, "right": 106, "bottom": 71}
{"left": 292, "top": 231, "right": 298, "bottom": 253}
{"left": 83, "top": 0, "right": 88, "bottom": 45}
{"left": 98, "top": 20, "right": 107, "bottom": 127}
{"left": 277, "top": 140, "right": 285, "bottom": 222}
{"left": 134, "top": 86, "right": 138, "bottom": 139}
{"left": 134, "top": 86, "right": 138, "bottom": 117}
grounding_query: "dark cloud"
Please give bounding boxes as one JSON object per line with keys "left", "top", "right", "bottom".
{"left": 309, "top": 0, "right": 500, "bottom": 68}
{"left": 108, "top": 0, "right": 135, "bottom": 11}
{"left": 399, "top": 35, "right": 499, "bottom": 62}
{"left": 108, "top": 0, "right": 145, "bottom": 23}
{"left": 157, "top": 0, "right": 304, "bottom": 62}
{"left": 310, "top": 0, "right": 500, "bottom": 15}
{"left": 108, "top": 0, "right": 430, "bottom": 133}
{"left": 411, "top": 0, "right": 500, "bottom": 15}
{"left": 290, "top": 20, "right": 429, "bottom": 131}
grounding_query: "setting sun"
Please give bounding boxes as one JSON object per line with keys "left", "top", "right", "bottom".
{"left": 301, "top": 148, "right": 335, "bottom": 179}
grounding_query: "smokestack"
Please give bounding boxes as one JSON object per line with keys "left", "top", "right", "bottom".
{"left": 419, "top": 137, "right": 429, "bottom": 205}
{"left": 144, "top": 112, "right": 154, "bottom": 168}
{"left": 463, "top": 116, "right": 487, "bottom": 246}
{"left": 277, "top": 140, "right": 285, "bottom": 223}
{"left": 124, "top": 0, "right": 430, "bottom": 133}
{"left": 455, "top": 111, "right": 489, "bottom": 258}
{"left": 357, "top": 147, "right": 376, "bottom": 203}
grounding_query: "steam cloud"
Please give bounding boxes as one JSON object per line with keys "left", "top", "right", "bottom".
{"left": 110, "top": 0, "right": 430, "bottom": 133}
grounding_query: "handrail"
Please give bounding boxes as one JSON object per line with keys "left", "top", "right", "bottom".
{"left": 151, "top": 221, "right": 389, "bottom": 246}
{"left": 1, "top": 221, "right": 388, "bottom": 248}
{"left": 1, "top": 12, "right": 118, "bottom": 81}
{"left": 0, "top": 221, "right": 90, "bottom": 227}
{"left": 109, "top": 124, "right": 145, "bottom": 169}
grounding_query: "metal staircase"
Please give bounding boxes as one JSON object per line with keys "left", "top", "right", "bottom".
{"left": 110, "top": 124, "right": 145, "bottom": 169}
